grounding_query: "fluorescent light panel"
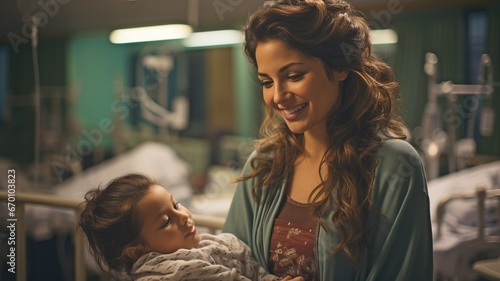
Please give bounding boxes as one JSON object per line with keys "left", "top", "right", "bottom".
{"left": 110, "top": 25, "right": 394, "bottom": 47}
{"left": 183, "top": 30, "right": 243, "bottom": 47}
{"left": 370, "top": 29, "right": 398, "bottom": 45}
{"left": 110, "top": 24, "right": 193, "bottom": 44}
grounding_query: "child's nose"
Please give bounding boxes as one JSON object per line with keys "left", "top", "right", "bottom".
{"left": 178, "top": 210, "right": 189, "bottom": 225}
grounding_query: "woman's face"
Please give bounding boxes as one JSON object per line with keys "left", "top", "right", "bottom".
{"left": 133, "top": 185, "right": 200, "bottom": 257}
{"left": 256, "top": 39, "right": 347, "bottom": 136}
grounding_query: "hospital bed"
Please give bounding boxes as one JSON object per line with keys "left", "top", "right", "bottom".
{"left": 0, "top": 141, "right": 229, "bottom": 281}
{"left": 0, "top": 191, "right": 225, "bottom": 281}
{"left": 3, "top": 140, "right": 499, "bottom": 281}
{"left": 429, "top": 160, "right": 500, "bottom": 281}
{"left": 1, "top": 142, "right": 194, "bottom": 243}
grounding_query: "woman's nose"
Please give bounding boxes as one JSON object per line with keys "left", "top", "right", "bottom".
{"left": 273, "top": 82, "right": 291, "bottom": 104}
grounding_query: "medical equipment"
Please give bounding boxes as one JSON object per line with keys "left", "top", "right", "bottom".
{"left": 16, "top": 0, "right": 42, "bottom": 189}
{"left": 134, "top": 48, "right": 190, "bottom": 142}
{"left": 421, "top": 52, "right": 494, "bottom": 180}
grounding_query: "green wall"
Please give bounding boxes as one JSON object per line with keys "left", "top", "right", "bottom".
{"left": 67, "top": 32, "right": 131, "bottom": 149}
{"left": 232, "top": 44, "right": 261, "bottom": 137}
{"left": 67, "top": 34, "right": 260, "bottom": 149}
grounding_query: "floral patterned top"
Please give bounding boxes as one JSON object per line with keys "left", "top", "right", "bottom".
{"left": 269, "top": 196, "right": 317, "bottom": 281}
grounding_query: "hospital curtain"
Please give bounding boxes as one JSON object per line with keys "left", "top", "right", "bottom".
{"left": 390, "top": 10, "right": 465, "bottom": 132}
{"left": 479, "top": 4, "right": 500, "bottom": 156}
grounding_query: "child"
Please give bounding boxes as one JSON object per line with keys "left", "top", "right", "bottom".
{"left": 78, "top": 173, "right": 304, "bottom": 281}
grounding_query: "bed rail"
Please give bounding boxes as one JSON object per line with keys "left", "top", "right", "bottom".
{"left": 435, "top": 185, "right": 500, "bottom": 240}
{"left": 0, "top": 191, "right": 225, "bottom": 281}
{"left": 0, "top": 191, "right": 85, "bottom": 281}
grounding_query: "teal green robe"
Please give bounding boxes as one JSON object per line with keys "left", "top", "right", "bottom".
{"left": 223, "top": 139, "right": 433, "bottom": 281}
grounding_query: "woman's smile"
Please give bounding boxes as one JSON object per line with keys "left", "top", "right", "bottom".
{"left": 280, "top": 103, "right": 308, "bottom": 120}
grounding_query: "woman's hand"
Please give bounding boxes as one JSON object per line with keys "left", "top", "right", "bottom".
{"left": 281, "top": 276, "right": 305, "bottom": 281}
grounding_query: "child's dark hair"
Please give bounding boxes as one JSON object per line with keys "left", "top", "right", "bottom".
{"left": 78, "top": 173, "right": 155, "bottom": 273}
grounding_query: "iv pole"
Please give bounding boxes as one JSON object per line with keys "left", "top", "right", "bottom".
{"left": 17, "top": 0, "right": 42, "bottom": 190}
{"left": 423, "top": 52, "right": 494, "bottom": 178}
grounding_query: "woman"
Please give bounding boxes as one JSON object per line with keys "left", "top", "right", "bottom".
{"left": 222, "top": 0, "right": 433, "bottom": 280}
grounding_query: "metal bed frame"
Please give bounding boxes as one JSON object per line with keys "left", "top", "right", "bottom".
{"left": 0, "top": 191, "right": 225, "bottom": 281}
{"left": 434, "top": 185, "right": 500, "bottom": 281}
{"left": 434, "top": 185, "right": 500, "bottom": 241}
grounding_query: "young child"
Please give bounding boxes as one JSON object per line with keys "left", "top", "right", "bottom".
{"left": 78, "top": 173, "right": 304, "bottom": 281}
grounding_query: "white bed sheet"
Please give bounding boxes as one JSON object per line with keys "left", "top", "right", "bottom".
{"left": 24, "top": 141, "right": 193, "bottom": 241}
{"left": 189, "top": 165, "right": 240, "bottom": 218}
{"left": 428, "top": 160, "right": 500, "bottom": 280}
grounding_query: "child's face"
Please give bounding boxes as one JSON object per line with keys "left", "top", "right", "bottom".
{"left": 136, "top": 184, "right": 200, "bottom": 255}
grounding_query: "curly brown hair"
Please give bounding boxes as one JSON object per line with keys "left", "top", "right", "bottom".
{"left": 240, "top": 0, "right": 406, "bottom": 269}
{"left": 78, "top": 173, "right": 155, "bottom": 273}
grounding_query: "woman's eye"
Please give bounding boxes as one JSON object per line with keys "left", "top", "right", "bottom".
{"left": 259, "top": 80, "right": 273, "bottom": 88}
{"left": 174, "top": 202, "right": 180, "bottom": 210}
{"left": 288, "top": 73, "right": 303, "bottom": 81}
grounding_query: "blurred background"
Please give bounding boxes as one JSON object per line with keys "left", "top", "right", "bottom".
{"left": 1, "top": 0, "right": 499, "bottom": 187}
{"left": 1, "top": 0, "right": 500, "bottom": 280}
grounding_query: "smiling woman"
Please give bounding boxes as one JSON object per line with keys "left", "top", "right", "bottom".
{"left": 256, "top": 40, "right": 348, "bottom": 137}
{"left": 222, "top": 1, "right": 433, "bottom": 280}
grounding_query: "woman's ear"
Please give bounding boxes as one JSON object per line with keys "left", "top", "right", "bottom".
{"left": 333, "top": 70, "right": 349, "bottom": 82}
{"left": 124, "top": 244, "right": 145, "bottom": 261}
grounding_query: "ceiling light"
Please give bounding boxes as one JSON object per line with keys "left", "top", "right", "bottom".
{"left": 370, "top": 29, "right": 398, "bottom": 45}
{"left": 110, "top": 24, "right": 193, "bottom": 44}
{"left": 183, "top": 30, "right": 243, "bottom": 48}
